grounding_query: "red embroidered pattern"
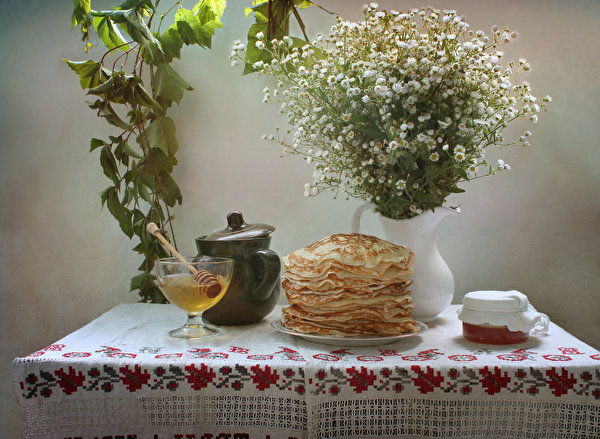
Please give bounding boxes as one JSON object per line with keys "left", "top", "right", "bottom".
{"left": 19, "top": 364, "right": 600, "bottom": 400}
{"left": 308, "top": 366, "right": 600, "bottom": 398}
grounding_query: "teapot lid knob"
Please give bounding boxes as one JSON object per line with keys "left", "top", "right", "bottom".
{"left": 226, "top": 211, "right": 246, "bottom": 231}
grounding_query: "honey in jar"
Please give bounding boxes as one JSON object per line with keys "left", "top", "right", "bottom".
{"left": 457, "top": 290, "right": 548, "bottom": 345}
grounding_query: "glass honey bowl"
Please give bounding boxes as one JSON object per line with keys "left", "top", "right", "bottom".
{"left": 155, "top": 256, "right": 234, "bottom": 339}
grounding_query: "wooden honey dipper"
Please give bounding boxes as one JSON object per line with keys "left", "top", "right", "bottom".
{"left": 146, "top": 222, "right": 222, "bottom": 298}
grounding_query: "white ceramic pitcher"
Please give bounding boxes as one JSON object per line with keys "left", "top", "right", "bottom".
{"left": 351, "top": 204, "right": 459, "bottom": 322}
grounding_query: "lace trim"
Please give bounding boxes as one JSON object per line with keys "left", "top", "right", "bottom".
{"left": 310, "top": 397, "right": 600, "bottom": 438}
{"left": 21, "top": 395, "right": 307, "bottom": 437}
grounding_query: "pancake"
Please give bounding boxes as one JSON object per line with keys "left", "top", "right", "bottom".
{"left": 280, "top": 233, "right": 417, "bottom": 336}
{"left": 283, "top": 304, "right": 413, "bottom": 323}
{"left": 282, "top": 278, "right": 411, "bottom": 296}
{"left": 283, "top": 233, "right": 414, "bottom": 269}
{"left": 282, "top": 315, "right": 418, "bottom": 336}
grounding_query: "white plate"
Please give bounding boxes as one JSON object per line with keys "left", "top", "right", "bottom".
{"left": 271, "top": 320, "right": 427, "bottom": 347}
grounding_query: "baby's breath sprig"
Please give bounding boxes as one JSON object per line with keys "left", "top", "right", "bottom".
{"left": 231, "top": 3, "right": 551, "bottom": 219}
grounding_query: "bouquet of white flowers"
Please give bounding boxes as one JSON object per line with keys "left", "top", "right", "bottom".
{"left": 232, "top": 4, "right": 551, "bottom": 219}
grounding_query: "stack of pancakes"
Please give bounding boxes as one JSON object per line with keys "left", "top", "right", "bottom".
{"left": 281, "top": 233, "right": 417, "bottom": 336}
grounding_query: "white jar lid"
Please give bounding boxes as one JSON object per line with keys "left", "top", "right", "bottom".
{"left": 457, "top": 290, "right": 547, "bottom": 333}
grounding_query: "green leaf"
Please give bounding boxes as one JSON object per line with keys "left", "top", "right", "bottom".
{"left": 133, "top": 82, "right": 161, "bottom": 108}
{"left": 91, "top": 9, "right": 127, "bottom": 23}
{"left": 174, "top": 9, "right": 209, "bottom": 47}
{"left": 100, "top": 146, "right": 120, "bottom": 185}
{"left": 87, "top": 74, "right": 116, "bottom": 95}
{"left": 134, "top": 171, "right": 157, "bottom": 205}
{"left": 114, "top": 138, "right": 141, "bottom": 165}
{"left": 194, "top": 0, "right": 227, "bottom": 20}
{"left": 174, "top": 0, "right": 225, "bottom": 49}
{"left": 446, "top": 186, "right": 466, "bottom": 193}
{"left": 130, "top": 272, "right": 147, "bottom": 291}
{"left": 148, "top": 147, "right": 177, "bottom": 173}
{"left": 90, "top": 99, "right": 132, "bottom": 131}
{"left": 153, "top": 64, "right": 193, "bottom": 106}
{"left": 157, "top": 25, "right": 184, "bottom": 63}
{"left": 100, "top": 186, "right": 112, "bottom": 208}
{"left": 121, "top": 140, "right": 142, "bottom": 159}
{"left": 131, "top": 209, "right": 147, "bottom": 234}
{"left": 71, "top": 0, "right": 91, "bottom": 28}
{"left": 106, "top": 189, "right": 134, "bottom": 238}
{"left": 194, "top": 0, "right": 226, "bottom": 36}
{"left": 93, "top": 16, "right": 129, "bottom": 51}
{"left": 64, "top": 60, "right": 108, "bottom": 89}
{"left": 118, "top": 0, "right": 155, "bottom": 10}
{"left": 144, "top": 281, "right": 168, "bottom": 303}
{"left": 123, "top": 8, "right": 161, "bottom": 48}
{"left": 136, "top": 180, "right": 154, "bottom": 204}
{"left": 146, "top": 116, "right": 178, "bottom": 156}
{"left": 159, "top": 171, "right": 183, "bottom": 206}
{"left": 90, "top": 138, "right": 106, "bottom": 152}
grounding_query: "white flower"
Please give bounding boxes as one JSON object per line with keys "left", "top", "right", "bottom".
{"left": 497, "top": 159, "right": 511, "bottom": 170}
{"left": 363, "top": 70, "right": 376, "bottom": 78}
{"left": 256, "top": 31, "right": 264, "bottom": 40}
{"left": 255, "top": 40, "right": 265, "bottom": 50}
{"left": 236, "top": 4, "right": 550, "bottom": 219}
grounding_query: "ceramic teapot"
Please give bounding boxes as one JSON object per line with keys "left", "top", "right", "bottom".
{"left": 195, "top": 211, "right": 280, "bottom": 325}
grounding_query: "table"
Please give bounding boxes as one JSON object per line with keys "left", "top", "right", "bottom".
{"left": 13, "top": 304, "right": 600, "bottom": 439}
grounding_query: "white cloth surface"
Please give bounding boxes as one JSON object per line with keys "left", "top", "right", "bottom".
{"left": 13, "top": 304, "right": 600, "bottom": 439}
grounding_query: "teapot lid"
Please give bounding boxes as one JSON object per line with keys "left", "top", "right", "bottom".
{"left": 202, "top": 211, "right": 275, "bottom": 240}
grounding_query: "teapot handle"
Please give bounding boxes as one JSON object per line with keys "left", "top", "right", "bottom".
{"left": 250, "top": 249, "right": 281, "bottom": 302}
{"left": 351, "top": 203, "right": 372, "bottom": 233}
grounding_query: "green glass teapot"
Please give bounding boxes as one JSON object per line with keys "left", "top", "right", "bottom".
{"left": 195, "top": 211, "right": 281, "bottom": 325}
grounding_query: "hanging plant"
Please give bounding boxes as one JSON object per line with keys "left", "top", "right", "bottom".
{"left": 65, "top": 0, "right": 326, "bottom": 302}
{"left": 66, "top": 0, "right": 227, "bottom": 302}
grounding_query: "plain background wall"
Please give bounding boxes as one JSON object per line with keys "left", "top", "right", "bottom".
{"left": 1, "top": 0, "right": 598, "bottom": 436}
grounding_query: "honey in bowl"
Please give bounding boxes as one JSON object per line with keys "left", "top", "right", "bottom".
{"left": 159, "top": 273, "right": 231, "bottom": 314}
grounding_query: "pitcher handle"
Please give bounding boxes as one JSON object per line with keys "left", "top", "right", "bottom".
{"left": 250, "top": 249, "right": 281, "bottom": 302}
{"left": 351, "top": 203, "right": 372, "bottom": 233}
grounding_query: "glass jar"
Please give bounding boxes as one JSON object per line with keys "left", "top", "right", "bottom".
{"left": 457, "top": 290, "right": 548, "bottom": 345}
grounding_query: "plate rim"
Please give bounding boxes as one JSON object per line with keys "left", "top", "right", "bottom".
{"left": 270, "top": 319, "right": 427, "bottom": 344}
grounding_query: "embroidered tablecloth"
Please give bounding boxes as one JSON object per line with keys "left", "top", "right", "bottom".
{"left": 13, "top": 304, "right": 600, "bottom": 439}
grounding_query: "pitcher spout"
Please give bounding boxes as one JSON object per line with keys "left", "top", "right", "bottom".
{"left": 439, "top": 205, "right": 461, "bottom": 217}
{"left": 421, "top": 205, "right": 460, "bottom": 229}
